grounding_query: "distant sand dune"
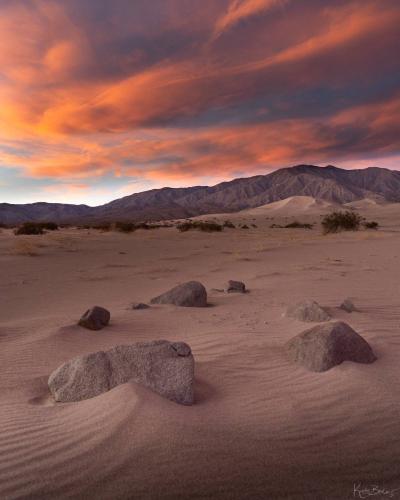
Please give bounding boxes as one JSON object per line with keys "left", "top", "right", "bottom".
{"left": 241, "top": 196, "right": 340, "bottom": 215}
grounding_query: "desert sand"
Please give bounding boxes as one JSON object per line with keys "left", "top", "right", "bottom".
{"left": 1, "top": 198, "right": 400, "bottom": 499}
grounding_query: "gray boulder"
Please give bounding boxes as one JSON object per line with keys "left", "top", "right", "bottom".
{"left": 226, "top": 280, "right": 246, "bottom": 293}
{"left": 340, "top": 298, "right": 357, "bottom": 313}
{"left": 78, "top": 306, "right": 110, "bottom": 330}
{"left": 48, "top": 340, "right": 194, "bottom": 405}
{"left": 150, "top": 281, "right": 207, "bottom": 307}
{"left": 285, "top": 300, "right": 330, "bottom": 322}
{"left": 285, "top": 321, "right": 377, "bottom": 372}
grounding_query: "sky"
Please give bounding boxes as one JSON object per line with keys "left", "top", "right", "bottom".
{"left": 0, "top": 0, "right": 399, "bottom": 206}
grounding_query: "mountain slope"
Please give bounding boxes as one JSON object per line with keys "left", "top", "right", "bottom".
{"left": 1, "top": 165, "right": 400, "bottom": 224}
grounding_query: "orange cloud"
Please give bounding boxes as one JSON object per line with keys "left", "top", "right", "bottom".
{"left": 0, "top": 0, "right": 399, "bottom": 200}
{"left": 24, "top": 1, "right": 398, "bottom": 136}
{"left": 2, "top": 92, "right": 399, "bottom": 185}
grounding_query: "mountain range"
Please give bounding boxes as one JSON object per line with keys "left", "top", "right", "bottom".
{"left": 1, "top": 165, "right": 400, "bottom": 225}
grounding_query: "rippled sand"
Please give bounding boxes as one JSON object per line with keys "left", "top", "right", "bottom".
{"left": 1, "top": 201, "right": 400, "bottom": 499}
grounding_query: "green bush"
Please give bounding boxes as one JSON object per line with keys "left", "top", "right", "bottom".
{"left": 321, "top": 210, "right": 362, "bottom": 234}
{"left": 177, "top": 221, "right": 223, "bottom": 232}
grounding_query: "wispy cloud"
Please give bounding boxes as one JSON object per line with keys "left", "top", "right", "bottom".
{"left": 212, "top": 0, "right": 288, "bottom": 40}
{"left": 0, "top": 0, "right": 399, "bottom": 203}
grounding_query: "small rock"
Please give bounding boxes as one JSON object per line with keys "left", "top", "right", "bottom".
{"left": 226, "top": 280, "right": 246, "bottom": 293}
{"left": 285, "top": 321, "right": 377, "bottom": 372}
{"left": 285, "top": 300, "right": 330, "bottom": 322}
{"left": 150, "top": 281, "right": 207, "bottom": 307}
{"left": 171, "top": 342, "right": 192, "bottom": 356}
{"left": 340, "top": 298, "right": 357, "bottom": 313}
{"left": 132, "top": 302, "right": 150, "bottom": 310}
{"left": 78, "top": 306, "right": 110, "bottom": 330}
{"left": 48, "top": 340, "right": 194, "bottom": 405}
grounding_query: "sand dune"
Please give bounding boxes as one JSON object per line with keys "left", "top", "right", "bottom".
{"left": 241, "top": 196, "right": 339, "bottom": 215}
{"left": 344, "top": 197, "right": 389, "bottom": 209}
{"left": 1, "top": 206, "right": 400, "bottom": 499}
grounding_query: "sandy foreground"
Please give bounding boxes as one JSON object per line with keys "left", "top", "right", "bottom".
{"left": 1, "top": 198, "right": 400, "bottom": 499}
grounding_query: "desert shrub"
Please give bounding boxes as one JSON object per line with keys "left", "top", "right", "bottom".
{"left": 241, "top": 224, "right": 249, "bottom": 229}
{"left": 135, "top": 222, "right": 159, "bottom": 230}
{"left": 14, "top": 222, "right": 44, "bottom": 235}
{"left": 40, "top": 222, "right": 59, "bottom": 231}
{"left": 115, "top": 221, "right": 136, "bottom": 233}
{"left": 321, "top": 210, "right": 362, "bottom": 234}
{"left": 270, "top": 223, "right": 283, "bottom": 228}
{"left": 177, "top": 221, "right": 223, "bottom": 232}
{"left": 176, "top": 222, "right": 192, "bottom": 232}
{"left": 364, "top": 221, "right": 379, "bottom": 230}
{"left": 14, "top": 221, "right": 59, "bottom": 234}
{"left": 223, "top": 220, "right": 235, "bottom": 228}
{"left": 89, "top": 222, "right": 112, "bottom": 231}
{"left": 284, "top": 221, "right": 313, "bottom": 229}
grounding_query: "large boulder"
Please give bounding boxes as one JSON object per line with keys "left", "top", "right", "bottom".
{"left": 48, "top": 340, "right": 194, "bottom": 405}
{"left": 150, "top": 281, "right": 207, "bottom": 307}
{"left": 226, "top": 280, "right": 246, "bottom": 293}
{"left": 78, "top": 306, "right": 110, "bottom": 330}
{"left": 285, "top": 321, "right": 377, "bottom": 372}
{"left": 285, "top": 300, "right": 330, "bottom": 322}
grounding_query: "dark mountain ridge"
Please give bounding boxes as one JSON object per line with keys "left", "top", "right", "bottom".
{"left": 1, "top": 165, "right": 400, "bottom": 224}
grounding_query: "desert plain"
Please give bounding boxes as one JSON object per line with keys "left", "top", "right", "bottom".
{"left": 1, "top": 196, "right": 400, "bottom": 499}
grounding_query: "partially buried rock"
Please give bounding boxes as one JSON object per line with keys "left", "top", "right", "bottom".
{"left": 48, "top": 340, "right": 194, "bottom": 405}
{"left": 150, "top": 281, "right": 207, "bottom": 307}
{"left": 131, "top": 302, "right": 149, "bottom": 310}
{"left": 226, "top": 280, "right": 246, "bottom": 293}
{"left": 340, "top": 298, "right": 357, "bottom": 313}
{"left": 285, "top": 300, "right": 330, "bottom": 322}
{"left": 78, "top": 306, "right": 110, "bottom": 330}
{"left": 285, "top": 321, "right": 377, "bottom": 372}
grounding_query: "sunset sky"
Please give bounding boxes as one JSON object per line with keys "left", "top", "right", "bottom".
{"left": 0, "top": 0, "right": 399, "bottom": 205}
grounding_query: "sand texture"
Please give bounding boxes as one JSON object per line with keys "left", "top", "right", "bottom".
{"left": 1, "top": 199, "right": 400, "bottom": 499}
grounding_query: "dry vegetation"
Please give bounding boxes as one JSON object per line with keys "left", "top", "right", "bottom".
{"left": 14, "top": 222, "right": 59, "bottom": 235}
{"left": 177, "top": 221, "right": 223, "bottom": 232}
